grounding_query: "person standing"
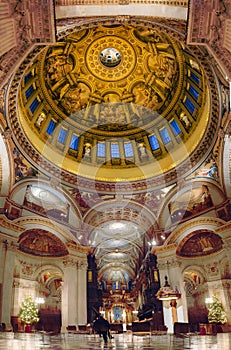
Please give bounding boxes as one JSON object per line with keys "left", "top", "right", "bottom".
{"left": 93, "top": 315, "right": 110, "bottom": 346}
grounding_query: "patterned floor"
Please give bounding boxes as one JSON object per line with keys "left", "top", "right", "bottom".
{"left": 0, "top": 332, "right": 230, "bottom": 350}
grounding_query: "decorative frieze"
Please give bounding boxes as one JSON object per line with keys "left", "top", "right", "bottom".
{"left": 187, "top": 0, "right": 231, "bottom": 80}
{"left": 56, "top": 0, "right": 188, "bottom": 6}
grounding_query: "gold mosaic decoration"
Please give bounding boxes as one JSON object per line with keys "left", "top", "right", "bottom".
{"left": 14, "top": 19, "right": 213, "bottom": 184}
{"left": 38, "top": 25, "right": 182, "bottom": 130}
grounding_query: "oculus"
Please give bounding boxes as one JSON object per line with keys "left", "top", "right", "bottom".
{"left": 100, "top": 47, "right": 122, "bottom": 67}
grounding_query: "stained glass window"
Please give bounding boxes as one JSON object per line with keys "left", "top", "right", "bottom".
{"left": 111, "top": 143, "right": 120, "bottom": 158}
{"left": 46, "top": 120, "right": 56, "bottom": 135}
{"left": 24, "top": 72, "right": 32, "bottom": 83}
{"left": 170, "top": 120, "right": 181, "bottom": 136}
{"left": 70, "top": 135, "right": 79, "bottom": 150}
{"left": 190, "top": 71, "right": 200, "bottom": 85}
{"left": 149, "top": 134, "right": 160, "bottom": 150}
{"left": 25, "top": 86, "right": 34, "bottom": 99}
{"left": 124, "top": 142, "right": 134, "bottom": 157}
{"left": 29, "top": 97, "right": 39, "bottom": 113}
{"left": 184, "top": 97, "right": 195, "bottom": 114}
{"left": 57, "top": 128, "right": 67, "bottom": 144}
{"left": 189, "top": 85, "right": 199, "bottom": 100}
{"left": 97, "top": 142, "right": 106, "bottom": 157}
{"left": 160, "top": 128, "right": 171, "bottom": 144}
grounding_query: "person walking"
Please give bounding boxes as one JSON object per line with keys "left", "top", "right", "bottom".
{"left": 93, "top": 315, "right": 111, "bottom": 346}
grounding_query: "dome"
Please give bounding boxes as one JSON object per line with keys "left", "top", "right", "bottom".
{"left": 1, "top": 2, "right": 230, "bottom": 333}
{"left": 9, "top": 19, "right": 218, "bottom": 189}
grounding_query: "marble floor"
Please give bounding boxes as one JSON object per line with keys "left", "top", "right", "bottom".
{"left": 0, "top": 332, "right": 231, "bottom": 350}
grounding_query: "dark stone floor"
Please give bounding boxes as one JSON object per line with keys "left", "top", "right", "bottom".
{"left": 0, "top": 331, "right": 230, "bottom": 350}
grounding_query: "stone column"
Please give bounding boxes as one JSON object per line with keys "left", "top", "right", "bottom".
{"left": 222, "top": 238, "right": 231, "bottom": 272}
{"left": 0, "top": 241, "right": 16, "bottom": 330}
{"left": 221, "top": 280, "right": 231, "bottom": 324}
{"left": 61, "top": 257, "right": 78, "bottom": 332}
{"left": 77, "top": 260, "right": 87, "bottom": 326}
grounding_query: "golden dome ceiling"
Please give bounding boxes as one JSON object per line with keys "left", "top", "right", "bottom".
{"left": 8, "top": 18, "right": 219, "bottom": 188}
{"left": 5, "top": 16, "right": 222, "bottom": 291}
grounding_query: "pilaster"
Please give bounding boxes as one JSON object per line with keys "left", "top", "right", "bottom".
{"left": 77, "top": 259, "right": 88, "bottom": 326}
{"left": 61, "top": 257, "right": 78, "bottom": 332}
{"left": 0, "top": 240, "right": 17, "bottom": 330}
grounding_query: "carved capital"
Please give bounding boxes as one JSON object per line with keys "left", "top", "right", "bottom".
{"left": 77, "top": 260, "right": 88, "bottom": 270}
{"left": 63, "top": 257, "right": 78, "bottom": 268}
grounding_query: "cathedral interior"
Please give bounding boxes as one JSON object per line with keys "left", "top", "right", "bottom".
{"left": 0, "top": 0, "right": 231, "bottom": 337}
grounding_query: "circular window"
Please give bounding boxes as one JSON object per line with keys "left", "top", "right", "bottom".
{"left": 100, "top": 47, "right": 122, "bottom": 67}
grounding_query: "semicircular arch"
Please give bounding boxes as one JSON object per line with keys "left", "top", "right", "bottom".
{"left": 83, "top": 198, "right": 158, "bottom": 233}
{"left": 18, "top": 228, "right": 69, "bottom": 257}
{"left": 8, "top": 178, "right": 82, "bottom": 221}
{"left": 176, "top": 229, "right": 223, "bottom": 257}
{"left": 158, "top": 178, "right": 226, "bottom": 230}
{"left": 15, "top": 216, "right": 79, "bottom": 245}
{"left": 165, "top": 217, "right": 225, "bottom": 246}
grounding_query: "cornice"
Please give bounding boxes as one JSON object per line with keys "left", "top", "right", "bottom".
{"left": 16, "top": 216, "right": 76, "bottom": 242}
{"left": 0, "top": 216, "right": 24, "bottom": 232}
{"left": 154, "top": 242, "right": 178, "bottom": 254}
{"left": 165, "top": 217, "right": 225, "bottom": 244}
{"left": 66, "top": 241, "right": 90, "bottom": 255}
{"left": 215, "top": 221, "right": 231, "bottom": 233}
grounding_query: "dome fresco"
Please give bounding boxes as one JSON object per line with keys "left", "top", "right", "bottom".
{"left": 6, "top": 17, "right": 221, "bottom": 285}
{"left": 1, "top": 4, "right": 230, "bottom": 329}
{"left": 15, "top": 20, "right": 214, "bottom": 185}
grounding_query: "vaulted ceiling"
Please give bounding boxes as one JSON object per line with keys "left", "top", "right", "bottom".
{"left": 3, "top": 1, "right": 230, "bottom": 285}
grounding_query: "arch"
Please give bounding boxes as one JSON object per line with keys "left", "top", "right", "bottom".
{"left": 4, "top": 179, "right": 83, "bottom": 234}
{"left": 18, "top": 228, "right": 69, "bottom": 257}
{"left": 14, "top": 216, "right": 79, "bottom": 244}
{"left": 158, "top": 179, "right": 226, "bottom": 230}
{"left": 56, "top": 5, "right": 188, "bottom": 23}
{"left": 176, "top": 230, "right": 223, "bottom": 257}
{"left": 182, "top": 264, "right": 207, "bottom": 293}
{"left": 99, "top": 265, "right": 134, "bottom": 283}
{"left": 35, "top": 259, "right": 63, "bottom": 281}
{"left": 83, "top": 198, "right": 158, "bottom": 231}
{"left": 165, "top": 216, "right": 225, "bottom": 245}
{"left": 219, "top": 256, "right": 231, "bottom": 279}
{"left": 83, "top": 199, "right": 157, "bottom": 285}
{"left": 8, "top": 178, "right": 82, "bottom": 219}
{"left": 183, "top": 267, "right": 206, "bottom": 304}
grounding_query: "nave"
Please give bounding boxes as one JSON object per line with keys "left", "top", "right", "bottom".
{"left": 0, "top": 332, "right": 230, "bottom": 350}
